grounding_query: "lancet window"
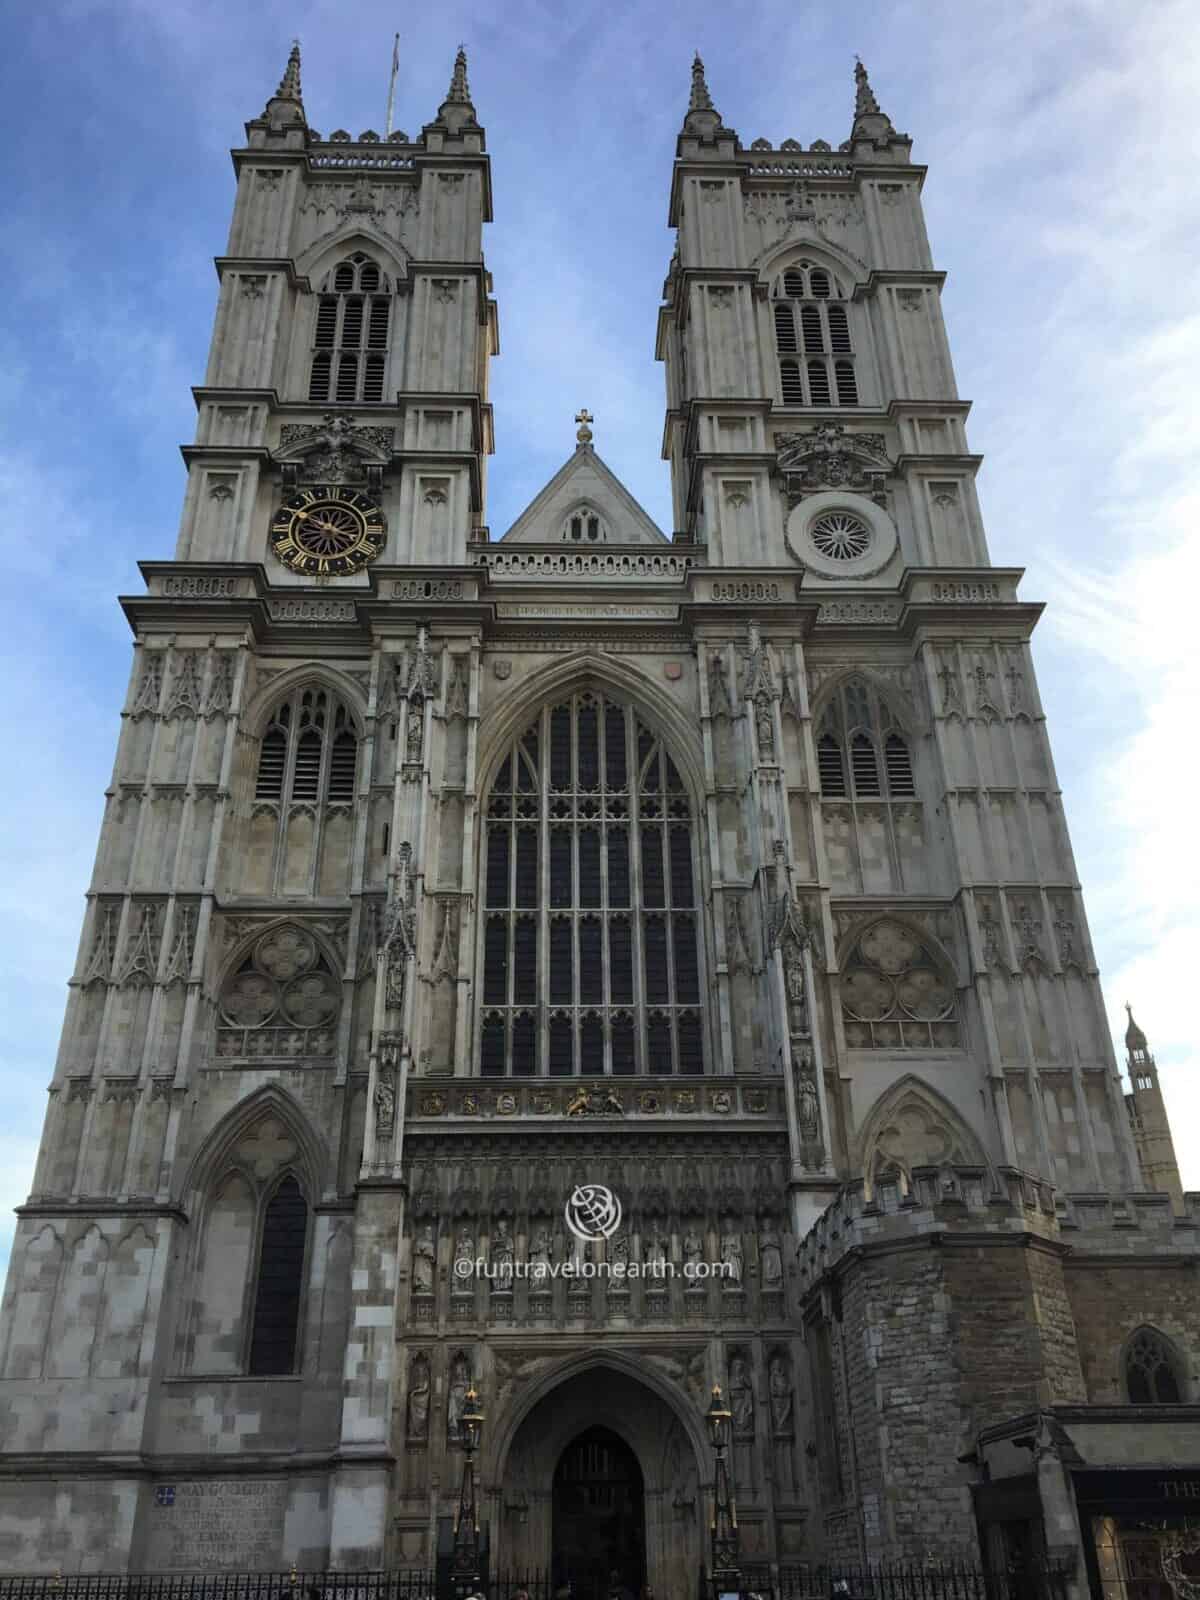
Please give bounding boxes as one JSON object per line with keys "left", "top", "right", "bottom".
{"left": 773, "top": 260, "right": 858, "bottom": 408}
{"left": 480, "top": 692, "right": 704, "bottom": 1077}
{"left": 307, "top": 252, "right": 393, "bottom": 404}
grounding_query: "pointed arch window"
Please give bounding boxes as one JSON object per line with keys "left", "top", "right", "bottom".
{"left": 308, "top": 252, "right": 393, "bottom": 404}
{"left": 480, "top": 691, "right": 704, "bottom": 1077}
{"left": 248, "top": 1174, "right": 309, "bottom": 1376}
{"left": 817, "top": 679, "right": 915, "bottom": 801}
{"left": 250, "top": 686, "right": 359, "bottom": 897}
{"left": 1125, "top": 1327, "right": 1185, "bottom": 1404}
{"left": 561, "top": 507, "right": 607, "bottom": 543}
{"left": 772, "top": 260, "right": 858, "bottom": 409}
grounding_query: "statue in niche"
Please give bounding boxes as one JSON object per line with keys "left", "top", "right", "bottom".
{"left": 490, "top": 1217, "right": 515, "bottom": 1291}
{"left": 683, "top": 1224, "right": 704, "bottom": 1286}
{"left": 768, "top": 1353, "right": 794, "bottom": 1436}
{"left": 529, "top": 1221, "right": 554, "bottom": 1281}
{"left": 608, "top": 1228, "right": 630, "bottom": 1281}
{"left": 405, "top": 701, "right": 424, "bottom": 763}
{"left": 729, "top": 1354, "right": 755, "bottom": 1436}
{"left": 406, "top": 1352, "right": 430, "bottom": 1441}
{"left": 759, "top": 1221, "right": 784, "bottom": 1288}
{"left": 795, "top": 1064, "right": 821, "bottom": 1143}
{"left": 720, "top": 1220, "right": 743, "bottom": 1288}
{"left": 447, "top": 1352, "right": 470, "bottom": 1442}
{"left": 452, "top": 1225, "right": 474, "bottom": 1294}
{"left": 645, "top": 1226, "right": 669, "bottom": 1274}
{"left": 412, "top": 1222, "right": 436, "bottom": 1295}
{"left": 785, "top": 947, "right": 809, "bottom": 1036}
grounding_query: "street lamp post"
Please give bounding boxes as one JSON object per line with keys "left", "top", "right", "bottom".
{"left": 452, "top": 1385, "right": 485, "bottom": 1594}
{"left": 704, "top": 1384, "right": 741, "bottom": 1595}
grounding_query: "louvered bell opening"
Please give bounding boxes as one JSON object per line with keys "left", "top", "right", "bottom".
{"left": 809, "top": 268, "right": 831, "bottom": 299}
{"left": 367, "top": 298, "right": 390, "bottom": 350}
{"left": 335, "top": 353, "right": 359, "bottom": 402}
{"left": 801, "top": 305, "right": 824, "bottom": 353}
{"left": 327, "top": 731, "right": 357, "bottom": 802}
{"left": 818, "top": 735, "right": 847, "bottom": 798}
{"left": 782, "top": 269, "right": 805, "bottom": 298}
{"left": 851, "top": 735, "right": 881, "bottom": 798}
{"left": 308, "top": 350, "right": 332, "bottom": 402}
{"left": 884, "top": 734, "right": 915, "bottom": 797}
{"left": 808, "top": 360, "right": 832, "bottom": 405}
{"left": 292, "top": 730, "right": 323, "bottom": 801}
{"left": 359, "top": 261, "right": 381, "bottom": 293}
{"left": 314, "top": 296, "right": 338, "bottom": 348}
{"left": 333, "top": 262, "right": 355, "bottom": 292}
{"left": 341, "top": 297, "right": 364, "bottom": 350}
{"left": 828, "top": 304, "right": 852, "bottom": 353}
{"left": 247, "top": 1176, "right": 307, "bottom": 1376}
{"left": 255, "top": 726, "right": 287, "bottom": 799}
{"left": 835, "top": 360, "right": 858, "bottom": 405}
{"left": 780, "top": 361, "right": 804, "bottom": 404}
{"left": 773, "top": 303, "right": 797, "bottom": 353}
{"left": 363, "top": 354, "right": 385, "bottom": 403}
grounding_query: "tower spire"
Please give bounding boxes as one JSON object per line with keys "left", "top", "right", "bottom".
{"left": 1125, "top": 1002, "right": 1150, "bottom": 1059}
{"left": 849, "top": 55, "right": 897, "bottom": 145}
{"left": 681, "top": 51, "right": 730, "bottom": 138}
{"left": 256, "top": 39, "right": 307, "bottom": 132}
{"left": 430, "top": 43, "right": 478, "bottom": 133}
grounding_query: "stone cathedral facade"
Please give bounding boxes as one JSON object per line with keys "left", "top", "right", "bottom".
{"left": 0, "top": 45, "right": 1196, "bottom": 1598}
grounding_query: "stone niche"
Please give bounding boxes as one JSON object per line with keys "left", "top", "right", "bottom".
{"left": 143, "top": 1479, "right": 288, "bottom": 1571}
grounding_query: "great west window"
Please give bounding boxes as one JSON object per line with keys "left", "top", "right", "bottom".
{"left": 480, "top": 692, "right": 704, "bottom": 1076}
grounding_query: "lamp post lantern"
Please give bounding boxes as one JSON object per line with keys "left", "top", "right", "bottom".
{"left": 452, "top": 1385, "right": 485, "bottom": 1593}
{"left": 704, "top": 1384, "right": 741, "bottom": 1592}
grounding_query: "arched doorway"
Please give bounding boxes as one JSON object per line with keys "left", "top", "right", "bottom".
{"left": 552, "top": 1426, "right": 645, "bottom": 1600}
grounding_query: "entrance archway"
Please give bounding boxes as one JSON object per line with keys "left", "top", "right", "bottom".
{"left": 553, "top": 1426, "right": 645, "bottom": 1600}
{"left": 491, "top": 1358, "right": 705, "bottom": 1597}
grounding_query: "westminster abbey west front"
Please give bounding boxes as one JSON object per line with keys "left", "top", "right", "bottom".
{"left": 0, "top": 41, "right": 1196, "bottom": 1600}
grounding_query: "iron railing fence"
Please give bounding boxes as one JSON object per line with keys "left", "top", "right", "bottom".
{"left": 717, "top": 1562, "right": 1074, "bottom": 1600}
{"left": 0, "top": 1576, "right": 437, "bottom": 1600}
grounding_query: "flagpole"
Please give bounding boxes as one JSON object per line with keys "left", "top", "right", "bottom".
{"left": 385, "top": 32, "right": 400, "bottom": 135}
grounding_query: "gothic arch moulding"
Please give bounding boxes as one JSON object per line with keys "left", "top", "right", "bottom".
{"left": 855, "top": 1072, "right": 989, "bottom": 1192}
{"left": 475, "top": 650, "right": 707, "bottom": 809}
{"left": 296, "top": 222, "right": 412, "bottom": 289}
{"left": 809, "top": 667, "right": 922, "bottom": 739}
{"left": 755, "top": 230, "right": 869, "bottom": 285}
{"left": 240, "top": 664, "right": 367, "bottom": 742}
{"left": 179, "top": 1081, "right": 328, "bottom": 1216}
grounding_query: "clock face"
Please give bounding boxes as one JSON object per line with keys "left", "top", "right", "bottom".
{"left": 269, "top": 486, "right": 387, "bottom": 577}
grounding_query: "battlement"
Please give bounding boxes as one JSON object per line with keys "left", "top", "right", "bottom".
{"left": 798, "top": 1165, "right": 1200, "bottom": 1290}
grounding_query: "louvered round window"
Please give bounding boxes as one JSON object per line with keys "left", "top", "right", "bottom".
{"left": 811, "top": 511, "right": 871, "bottom": 561}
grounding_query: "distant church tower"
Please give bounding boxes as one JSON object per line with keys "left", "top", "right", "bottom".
{"left": 0, "top": 45, "right": 1191, "bottom": 1587}
{"left": 1123, "top": 1006, "right": 1183, "bottom": 1211}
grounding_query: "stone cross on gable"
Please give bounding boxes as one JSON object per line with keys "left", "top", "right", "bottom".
{"left": 575, "top": 408, "right": 594, "bottom": 445}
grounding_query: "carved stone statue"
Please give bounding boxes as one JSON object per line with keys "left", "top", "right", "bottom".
{"left": 729, "top": 1354, "right": 754, "bottom": 1436}
{"left": 451, "top": 1225, "right": 474, "bottom": 1294}
{"left": 405, "top": 701, "right": 424, "bottom": 763}
{"left": 768, "top": 1353, "right": 794, "bottom": 1435}
{"left": 683, "top": 1225, "right": 704, "bottom": 1286}
{"left": 412, "top": 1223, "right": 436, "bottom": 1295}
{"left": 490, "top": 1217, "right": 514, "bottom": 1291}
{"left": 406, "top": 1352, "right": 430, "bottom": 1441}
{"left": 373, "top": 1069, "right": 396, "bottom": 1140}
{"left": 720, "top": 1221, "right": 743, "bottom": 1288}
{"left": 759, "top": 1221, "right": 784, "bottom": 1288}
{"left": 529, "top": 1222, "right": 554, "bottom": 1280}
{"left": 447, "top": 1352, "right": 469, "bottom": 1442}
{"left": 796, "top": 1066, "right": 821, "bottom": 1143}
{"left": 645, "top": 1227, "right": 668, "bottom": 1273}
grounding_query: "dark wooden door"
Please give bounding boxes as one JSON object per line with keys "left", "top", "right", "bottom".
{"left": 552, "top": 1426, "right": 645, "bottom": 1600}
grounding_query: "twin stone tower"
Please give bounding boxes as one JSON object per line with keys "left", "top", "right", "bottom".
{"left": 0, "top": 43, "right": 1192, "bottom": 1597}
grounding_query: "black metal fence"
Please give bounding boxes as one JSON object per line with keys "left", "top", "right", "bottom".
{"left": 722, "top": 1562, "right": 1073, "bottom": 1600}
{"left": 0, "top": 1577, "right": 436, "bottom": 1600}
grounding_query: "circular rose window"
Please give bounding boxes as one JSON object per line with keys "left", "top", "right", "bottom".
{"left": 810, "top": 511, "right": 871, "bottom": 561}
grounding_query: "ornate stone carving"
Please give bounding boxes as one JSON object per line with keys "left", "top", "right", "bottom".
{"left": 162, "top": 904, "right": 196, "bottom": 987}
{"left": 276, "top": 412, "right": 394, "bottom": 488}
{"left": 775, "top": 424, "right": 892, "bottom": 506}
{"left": 163, "top": 652, "right": 203, "bottom": 719}
{"left": 118, "top": 904, "right": 161, "bottom": 988}
{"left": 406, "top": 1351, "right": 431, "bottom": 1441}
{"left": 729, "top": 1352, "right": 754, "bottom": 1436}
{"left": 566, "top": 1084, "right": 624, "bottom": 1117}
{"left": 374, "top": 1033, "right": 400, "bottom": 1139}
{"left": 768, "top": 1350, "right": 794, "bottom": 1435}
{"left": 447, "top": 1350, "right": 471, "bottom": 1440}
{"left": 130, "top": 654, "right": 164, "bottom": 719}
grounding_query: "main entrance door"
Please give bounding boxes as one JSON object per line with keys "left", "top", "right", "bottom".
{"left": 552, "top": 1426, "right": 645, "bottom": 1600}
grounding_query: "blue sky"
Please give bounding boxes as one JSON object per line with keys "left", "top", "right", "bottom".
{"left": 1, "top": 0, "right": 1197, "bottom": 1275}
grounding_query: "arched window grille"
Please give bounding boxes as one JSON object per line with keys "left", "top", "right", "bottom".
{"left": 840, "top": 918, "right": 960, "bottom": 1049}
{"left": 216, "top": 924, "right": 342, "bottom": 1062}
{"left": 562, "top": 507, "right": 607, "bottom": 543}
{"left": 308, "top": 252, "right": 392, "bottom": 404}
{"left": 772, "top": 260, "right": 859, "bottom": 408}
{"left": 247, "top": 1174, "right": 309, "bottom": 1376}
{"left": 1125, "top": 1327, "right": 1185, "bottom": 1404}
{"left": 480, "top": 691, "right": 704, "bottom": 1077}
